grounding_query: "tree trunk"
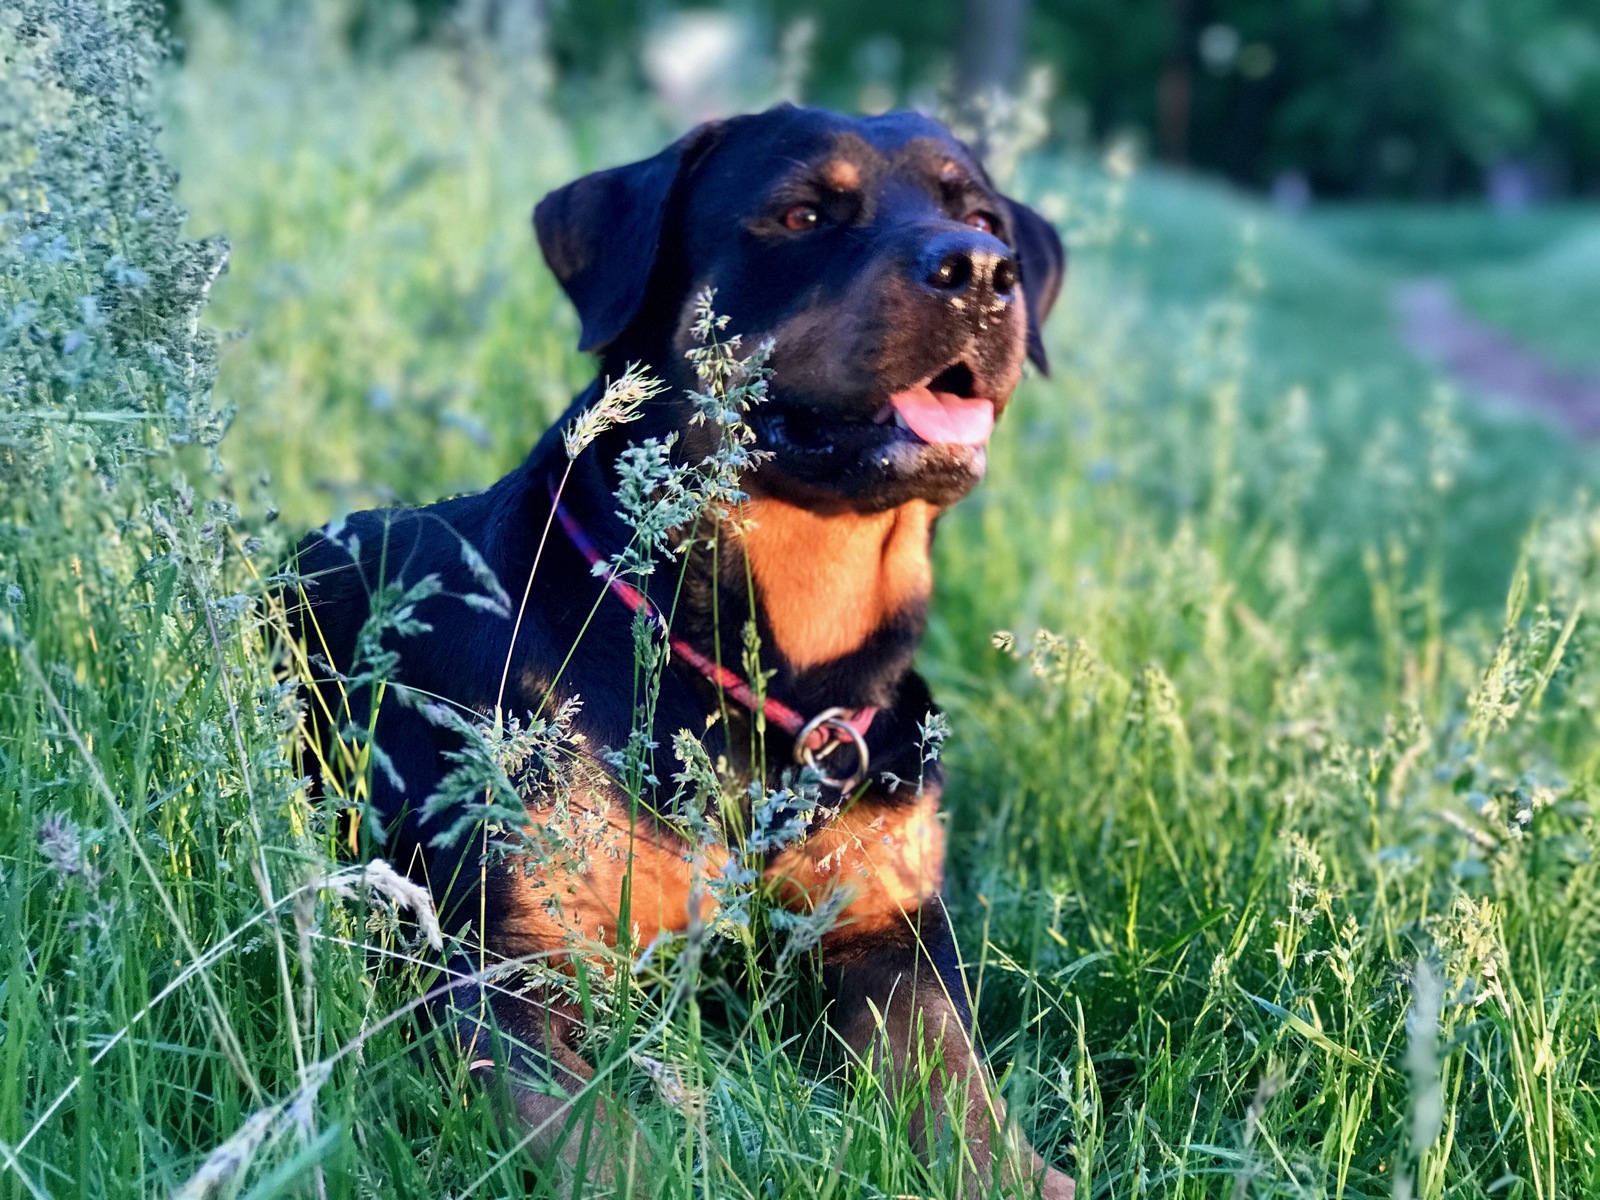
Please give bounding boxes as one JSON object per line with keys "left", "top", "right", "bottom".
{"left": 1156, "top": 0, "right": 1196, "bottom": 165}
{"left": 955, "top": 0, "right": 1030, "bottom": 99}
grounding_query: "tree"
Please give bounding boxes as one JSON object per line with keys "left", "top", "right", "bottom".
{"left": 955, "top": 0, "right": 1030, "bottom": 98}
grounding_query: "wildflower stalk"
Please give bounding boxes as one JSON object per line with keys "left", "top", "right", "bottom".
{"left": 493, "top": 363, "right": 664, "bottom": 729}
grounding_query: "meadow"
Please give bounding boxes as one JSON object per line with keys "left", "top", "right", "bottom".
{"left": 6, "top": 2, "right": 1600, "bottom": 1197}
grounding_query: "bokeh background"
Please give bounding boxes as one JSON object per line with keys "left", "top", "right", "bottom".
{"left": 537, "top": 0, "right": 1600, "bottom": 200}
{"left": 185, "top": 0, "right": 1600, "bottom": 199}
{"left": 165, "top": 0, "right": 1600, "bottom": 626}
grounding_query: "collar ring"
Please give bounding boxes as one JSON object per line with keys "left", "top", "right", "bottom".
{"left": 794, "top": 706, "right": 871, "bottom": 793}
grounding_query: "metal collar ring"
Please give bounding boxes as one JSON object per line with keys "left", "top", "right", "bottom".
{"left": 794, "top": 706, "right": 871, "bottom": 793}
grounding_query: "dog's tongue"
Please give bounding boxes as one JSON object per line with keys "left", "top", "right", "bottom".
{"left": 889, "top": 388, "right": 995, "bottom": 446}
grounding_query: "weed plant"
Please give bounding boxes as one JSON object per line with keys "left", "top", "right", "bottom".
{"left": 4, "top": 2, "right": 1600, "bottom": 1198}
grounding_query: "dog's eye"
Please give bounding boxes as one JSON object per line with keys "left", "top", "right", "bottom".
{"left": 782, "top": 204, "right": 820, "bottom": 232}
{"left": 963, "top": 212, "right": 998, "bottom": 234}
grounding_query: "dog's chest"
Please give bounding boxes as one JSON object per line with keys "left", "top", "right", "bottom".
{"left": 493, "top": 785, "right": 945, "bottom": 958}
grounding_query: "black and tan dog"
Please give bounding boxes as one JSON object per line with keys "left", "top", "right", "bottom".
{"left": 292, "top": 104, "right": 1068, "bottom": 1196}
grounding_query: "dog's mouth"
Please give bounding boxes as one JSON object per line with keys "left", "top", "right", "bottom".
{"left": 875, "top": 362, "right": 995, "bottom": 447}
{"left": 761, "top": 359, "right": 997, "bottom": 453}
{"left": 749, "top": 358, "right": 1001, "bottom": 507}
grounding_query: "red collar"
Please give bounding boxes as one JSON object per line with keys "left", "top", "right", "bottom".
{"left": 549, "top": 485, "right": 877, "bottom": 790}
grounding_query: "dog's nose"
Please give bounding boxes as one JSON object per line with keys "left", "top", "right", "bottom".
{"left": 919, "top": 230, "right": 1018, "bottom": 300}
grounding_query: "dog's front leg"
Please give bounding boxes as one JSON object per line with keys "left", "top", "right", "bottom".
{"left": 445, "top": 969, "right": 647, "bottom": 1191}
{"left": 827, "top": 908, "right": 1074, "bottom": 1200}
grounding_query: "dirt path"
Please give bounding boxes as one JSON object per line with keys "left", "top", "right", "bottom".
{"left": 1393, "top": 278, "right": 1600, "bottom": 437}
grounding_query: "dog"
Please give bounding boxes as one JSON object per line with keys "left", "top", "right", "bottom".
{"left": 291, "top": 104, "right": 1069, "bottom": 1196}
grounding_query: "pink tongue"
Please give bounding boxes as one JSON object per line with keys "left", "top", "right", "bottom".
{"left": 889, "top": 389, "right": 996, "bottom": 446}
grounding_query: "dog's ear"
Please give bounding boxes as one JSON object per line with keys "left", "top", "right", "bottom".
{"left": 1002, "top": 197, "right": 1066, "bottom": 375}
{"left": 535, "top": 123, "right": 722, "bottom": 354}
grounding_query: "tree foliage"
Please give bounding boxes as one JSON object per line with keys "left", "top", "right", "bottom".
{"left": 521, "top": 0, "right": 1600, "bottom": 198}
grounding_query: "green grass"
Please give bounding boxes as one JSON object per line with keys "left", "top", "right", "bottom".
{"left": 1310, "top": 203, "right": 1600, "bottom": 374}
{"left": 7, "top": 3, "right": 1600, "bottom": 1198}
{"left": 1308, "top": 204, "right": 1598, "bottom": 274}
{"left": 1452, "top": 225, "right": 1600, "bottom": 373}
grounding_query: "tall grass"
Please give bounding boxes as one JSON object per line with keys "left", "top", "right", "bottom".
{"left": 3, "top": 2, "right": 1600, "bottom": 1197}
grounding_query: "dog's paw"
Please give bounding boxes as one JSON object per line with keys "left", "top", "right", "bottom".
{"left": 993, "top": 1148, "right": 1074, "bottom": 1200}
{"left": 1036, "top": 1165, "right": 1075, "bottom": 1200}
{"left": 1010, "top": 1149, "right": 1075, "bottom": 1200}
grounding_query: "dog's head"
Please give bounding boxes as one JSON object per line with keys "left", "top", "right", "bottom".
{"left": 535, "top": 105, "right": 1065, "bottom": 512}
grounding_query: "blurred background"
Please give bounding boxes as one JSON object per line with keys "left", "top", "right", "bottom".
{"left": 162, "top": 0, "right": 1600, "bottom": 636}
{"left": 581, "top": 0, "right": 1600, "bottom": 204}
{"left": 179, "top": 0, "right": 1600, "bottom": 201}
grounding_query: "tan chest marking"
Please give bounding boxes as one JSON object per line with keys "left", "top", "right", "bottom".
{"left": 498, "top": 800, "right": 729, "bottom": 957}
{"left": 765, "top": 787, "right": 945, "bottom": 938}
{"left": 735, "top": 497, "right": 935, "bottom": 670}
{"left": 497, "top": 785, "right": 946, "bottom": 957}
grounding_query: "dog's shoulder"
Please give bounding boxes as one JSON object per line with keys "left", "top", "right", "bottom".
{"left": 288, "top": 484, "right": 510, "bottom": 677}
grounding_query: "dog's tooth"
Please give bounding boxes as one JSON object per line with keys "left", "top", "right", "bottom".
{"left": 893, "top": 409, "right": 910, "bottom": 431}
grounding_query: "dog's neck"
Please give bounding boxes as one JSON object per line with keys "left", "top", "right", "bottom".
{"left": 551, "top": 383, "right": 939, "bottom": 714}
{"left": 728, "top": 493, "right": 938, "bottom": 673}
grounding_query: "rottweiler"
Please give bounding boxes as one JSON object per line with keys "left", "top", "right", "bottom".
{"left": 291, "top": 104, "right": 1069, "bottom": 1197}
